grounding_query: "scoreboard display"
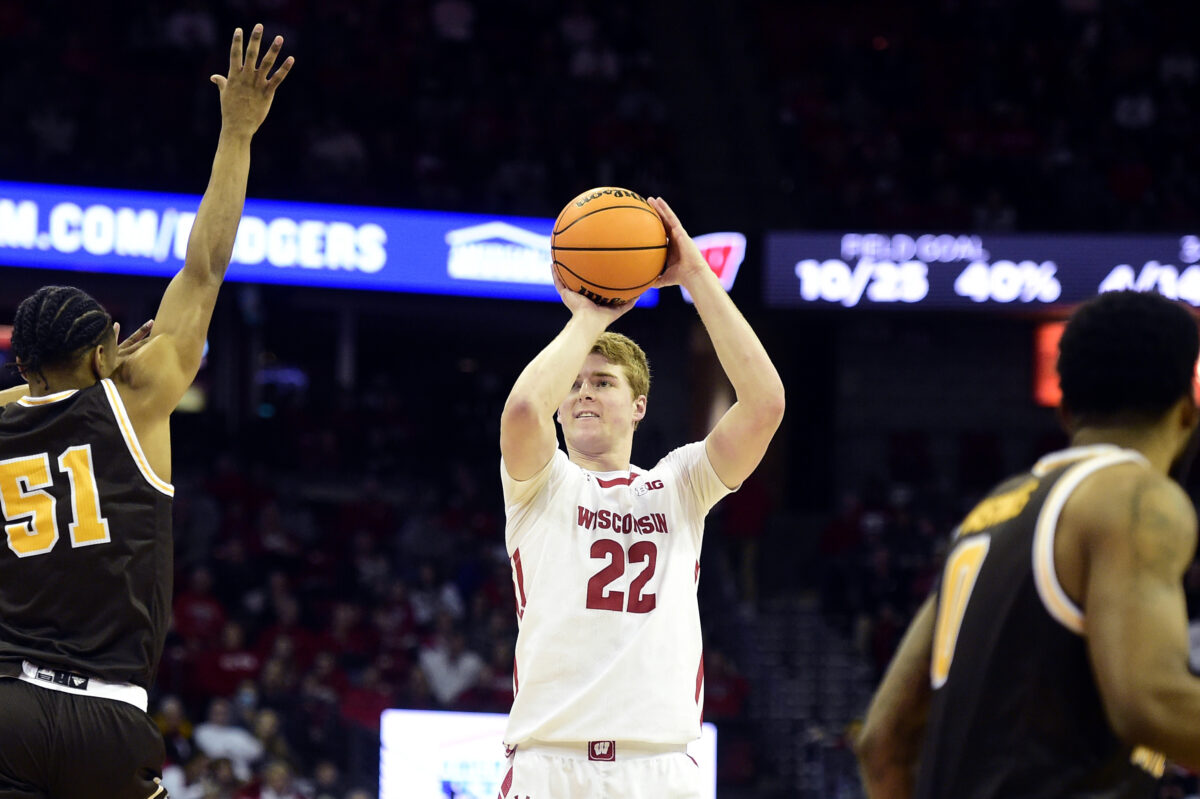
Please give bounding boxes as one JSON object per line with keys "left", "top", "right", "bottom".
{"left": 764, "top": 231, "right": 1200, "bottom": 310}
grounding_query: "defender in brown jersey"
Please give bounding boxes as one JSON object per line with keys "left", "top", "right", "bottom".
{"left": 857, "top": 290, "right": 1200, "bottom": 799}
{"left": 0, "top": 26, "right": 292, "bottom": 799}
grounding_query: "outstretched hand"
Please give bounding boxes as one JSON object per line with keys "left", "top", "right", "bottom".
{"left": 647, "top": 197, "right": 710, "bottom": 289}
{"left": 211, "top": 24, "right": 294, "bottom": 137}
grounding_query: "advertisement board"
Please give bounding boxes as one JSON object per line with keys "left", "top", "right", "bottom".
{"left": 0, "top": 181, "right": 663, "bottom": 304}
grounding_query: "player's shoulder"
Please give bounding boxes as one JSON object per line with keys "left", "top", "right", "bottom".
{"left": 1068, "top": 459, "right": 1196, "bottom": 541}
{"left": 652, "top": 440, "right": 708, "bottom": 471}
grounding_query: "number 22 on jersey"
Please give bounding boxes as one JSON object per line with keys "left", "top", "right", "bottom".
{"left": 0, "top": 444, "right": 111, "bottom": 558}
{"left": 931, "top": 534, "right": 991, "bottom": 689}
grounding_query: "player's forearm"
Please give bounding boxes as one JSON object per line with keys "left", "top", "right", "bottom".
{"left": 504, "top": 312, "right": 609, "bottom": 418}
{"left": 184, "top": 129, "right": 254, "bottom": 284}
{"left": 682, "top": 268, "right": 785, "bottom": 418}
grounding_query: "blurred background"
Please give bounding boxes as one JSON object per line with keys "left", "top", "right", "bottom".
{"left": 2, "top": 0, "right": 1199, "bottom": 797}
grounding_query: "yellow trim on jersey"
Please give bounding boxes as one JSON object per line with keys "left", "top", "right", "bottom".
{"left": 1032, "top": 450, "right": 1145, "bottom": 635}
{"left": 100, "top": 380, "right": 174, "bottom": 497}
{"left": 958, "top": 478, "right": 1038, "bottom": 536}
{"left": 16, "top": 388, "right": 79, "bottom": 407}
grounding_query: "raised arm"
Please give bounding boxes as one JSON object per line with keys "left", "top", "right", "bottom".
{"left": 1076, "top": 467, "right": 1200, "bottom": 769}
{"left": 500, "top": 272, "right": 634, "bottom": 480}
{"left": 120, "top": 24, "right": 292, "bottom": 418}
{"left": 648, "top": 197, "right": 785, "bottom": 489}
{"left": 855, "top": 597, "right": 935, "bottom": 799}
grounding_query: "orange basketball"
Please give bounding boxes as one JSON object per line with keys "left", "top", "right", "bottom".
{"left": 552, "top": 187, "right": 668, "bottom": 305}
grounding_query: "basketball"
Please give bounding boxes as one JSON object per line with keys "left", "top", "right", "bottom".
{"left": 552, "top": 187, "right": 668, "bottom": 305}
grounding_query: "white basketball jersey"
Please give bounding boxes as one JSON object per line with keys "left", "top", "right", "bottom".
{"left": 500, "top": 441, "right": 733, "bottom": 745}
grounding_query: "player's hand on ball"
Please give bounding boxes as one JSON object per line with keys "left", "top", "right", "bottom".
{"left": 552, "top": 264, "right": 639, "bottom": 323}
{"left": 648, "top": 197, "right": 710, "bottom": 290}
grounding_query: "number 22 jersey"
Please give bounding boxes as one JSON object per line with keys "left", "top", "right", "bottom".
{"left": 500, "top": 441, "right": 733, "bottom": 746}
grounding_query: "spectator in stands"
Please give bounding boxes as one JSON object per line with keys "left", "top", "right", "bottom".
{"left": 194, "top": 620, "right": 262, "bottom": 699}
{"left": 308, "top": 760, "right": 345, "bottom": 799}
{"left": 252, "top": 709, "right": 298, "bottom": 773}
{"left": 174, "top": 566, "right": 227, "bottom": 650}
{"left": 237, "top": 760, "right": 304, "bottom": 799}
{"left": 194, "top": 698, "right": 264, "bottom": 783}
{"left": 154, "top": 695, "right": 197, "bottom": 768}
{"left": 418, "top": 628, "right": 484, "bottom": 708}
{"left": 160, "top": 750, "right": 211, "bottom": 799}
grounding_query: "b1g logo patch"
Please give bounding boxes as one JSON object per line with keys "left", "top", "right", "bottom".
{"left": 588, "top": 740, "right": 616, "bottom": 762}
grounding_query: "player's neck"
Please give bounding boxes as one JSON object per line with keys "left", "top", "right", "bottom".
{"left": 567, "top": 443, "right": 633, "bottom": 473}
{"left": 1070, "top": 426, "right": 1175, "bottom": 474}
{"left": 29, "top": 365, "right": 100, "bottom": 397}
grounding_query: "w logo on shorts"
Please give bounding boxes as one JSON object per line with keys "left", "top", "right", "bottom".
{"left": 588, "top": 740, "right": 616, "bottom": 762}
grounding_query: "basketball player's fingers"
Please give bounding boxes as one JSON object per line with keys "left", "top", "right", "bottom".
{"left": 650, "top": 197, "right": 687, "bottom": 237}
{"left": 120, "top": 319, "right": 154, "bottom": 347}
{"left": 228, "top": 27, "right": 244, "bottom": 73}
{"left": 244, "top": 24, "right": 265, "bottom": 73}
{"left": 211, "top": 74, "right": 227, "bottom": 90}
{"left": 258, "top": 35, "right": 284, "bottom": 77}
{"left": 266, "top": 56, "right": 295, "bottom": 90}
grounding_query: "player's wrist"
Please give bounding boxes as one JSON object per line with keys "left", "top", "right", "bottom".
{"left": 678, "top": 261, "right": 715, "bottom": 292}
{"left": 217, "top": 125, "right": 256, "bottom": 146}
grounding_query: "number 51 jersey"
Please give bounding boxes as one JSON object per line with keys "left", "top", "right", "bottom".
{"left": 500, "top": 441, "right": 733, "bottom": 746}
{"left": 0, "top": 380, "right": 174, "bottom": 689}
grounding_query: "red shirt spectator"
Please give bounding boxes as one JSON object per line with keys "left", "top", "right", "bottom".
{"left": 340, "top": 665, "right": 396, "bottom": 732}
{"left": 194, "top": 621, "right": 261, "bottom": 699}
{"left": 173, "top": 566, "right": 226, "bottom": 649}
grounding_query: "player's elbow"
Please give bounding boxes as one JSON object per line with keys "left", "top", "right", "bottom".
{"left": 501, "top": 394, "right": 543, "bottom": 430}
{"left": 747, "top": 385, "right": 786, "bottom": 431}
{"left": 853, "top": 719, "right": 896, "bottom": 777}
{"left": 1106, "top": 683, "right": 1183, "bottom": 755}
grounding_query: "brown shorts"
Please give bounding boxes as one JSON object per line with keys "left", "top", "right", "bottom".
{"left": 0, "top": 678, "right": 165, "bottom": 799}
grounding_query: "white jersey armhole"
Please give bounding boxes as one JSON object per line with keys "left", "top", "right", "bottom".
{"left": 1031, "top": 450, "right": 1144, "bottom": 635}
{"left": 100, "top": 379, "right": 174, "bottom": 497}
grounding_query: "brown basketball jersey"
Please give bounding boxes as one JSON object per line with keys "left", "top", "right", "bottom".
{"left": 0, "top": 379, "right": 173, "bottom": 688}
{"left": 914, "top": 444, "right": 1165, "bottom": 799}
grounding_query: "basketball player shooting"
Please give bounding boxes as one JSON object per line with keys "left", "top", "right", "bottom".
{"left": 856, "top": 290, "right": 1200, "bottom": 799}
{"left": 0, "top": 25, "right": 291, "bottom": 799}
{"left": 496, "top": 197, "right": 785, "bottom": 797}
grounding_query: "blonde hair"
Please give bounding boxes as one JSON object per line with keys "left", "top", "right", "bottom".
{"left": 592, "top": 331, "right": 650, "bottom": 400}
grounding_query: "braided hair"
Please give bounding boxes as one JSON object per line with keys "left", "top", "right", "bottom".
{"left": 11, "top": 286, "right": 113, "bottom": 378}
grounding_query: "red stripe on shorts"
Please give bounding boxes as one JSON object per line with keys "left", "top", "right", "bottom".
{"left": 496, "top": 766, "right": 513, "bottom": 799}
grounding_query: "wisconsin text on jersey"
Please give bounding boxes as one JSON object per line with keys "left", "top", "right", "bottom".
{"left": 576, "top": 506, "right": 670, "bottom": 535}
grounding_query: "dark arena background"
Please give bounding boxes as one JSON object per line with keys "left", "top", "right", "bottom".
{"left": 3, "top": 1, "right": 1200, "bottom": 797}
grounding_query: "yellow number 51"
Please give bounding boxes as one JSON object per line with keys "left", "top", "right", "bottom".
{"left": 0, "top": 445, "right": 111, "bottom": 558}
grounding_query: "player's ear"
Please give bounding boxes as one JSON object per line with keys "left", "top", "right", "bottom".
{"left": 1056, "top": 404, "right": 1074, "bottom": 435}
{"left": 1178, "top": 394, "right": 1198, "bottom": 432}
{"left": 632, "top": 395, "right": 647, "bottom": 422}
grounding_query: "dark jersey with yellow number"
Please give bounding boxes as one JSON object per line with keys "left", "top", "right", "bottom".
{"left": 0, "top": 379, "right": 173, "bottom": 689}
{"left": 914, "top": 444, "right": 1165, "bottom": 799}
